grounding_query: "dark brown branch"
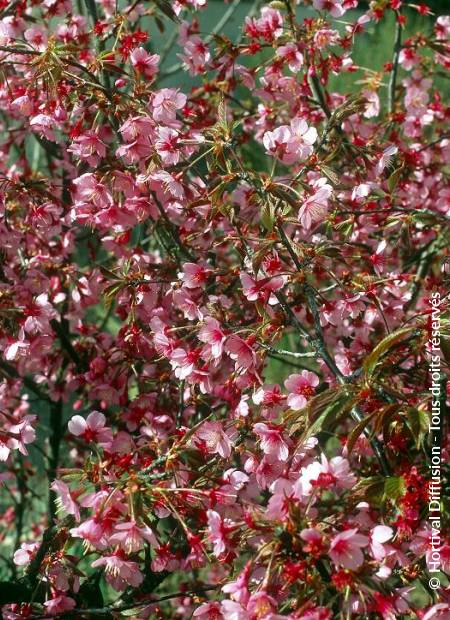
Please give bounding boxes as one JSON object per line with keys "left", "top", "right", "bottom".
{"left": 33, "top": 585, "right": 218, "bottom": 618}
{"left": 0, "top": 359, "right": 51, "bottom": 403}
{"left": 388, "top": 13, "right": 403, "bottom": 114}
{"left": 47, "top": 399, "right": 63, "bottom": 521}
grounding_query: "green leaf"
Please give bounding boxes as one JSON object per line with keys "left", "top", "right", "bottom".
{"left": 217, "top": 96, "right": 228, "bottom": 134}
{"left": 260, "top": 202, "right": 276, "bottom": 232}
{"left": 25, "top": 135, "right": 44, "bottom": 171}
{"left": 371, "top": 187, "right": 388, "bottom": 199}
{"left": 155, "top": 15, "right": 165, "bottom": 33}
{"left": 373, "top": 403, "right": 401, "bottom": 434}
{"left": 60, "top": 469, "right": 85, "bottom": 482}
{"left": 103, "top": 282, "right": 125, "bottom": 308}
{"left": 121, "top": 607, "right": 143, "bottom": 617}
{"left": 334, "top": 218, "right": 354, "bottom": 239}
{"left": 268, "top": 186, "right": 298, "bottom": 210}
{"left": 387, "top": 164, "right": 404, "bottom": 194}
{"left": 405, "top": 407, "right": 429, "bottom": 448}
{"left": 300, "top": 389, "right": 356, "bottom": 441}
{"left": 363, "top": 327, "right": 414, "bottom": 377}
{"left": 252, "top": 242, "right": 274, "bottom": 273}
{"left": 384, "top": 476, "right": 406, "bottom": 502}
{"left": 255, "top": 300, "right": 270, "bottom": 320}
{"left": 319, "top": 164, "right": 340, "bottom": 187}
{"left": 284, "top": 387, "right": 335, "bottom": 428}
{"left": 83, "top": 0, "right": 98, "bottom": 22}
{"left": 99, "top": 265, "right": 121, "bottom": 280}
{"left": 346, "top": 412, "right": 376, "bottom": 455}
{"left": 354, "top": 475, "right": 385, "bottom": 504}
{"left": 153, "top": 0, "right": 180, "bottom": 22}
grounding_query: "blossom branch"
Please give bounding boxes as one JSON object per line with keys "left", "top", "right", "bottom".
{"left": 388, "top": 12, "right": 403, "bottom": 114}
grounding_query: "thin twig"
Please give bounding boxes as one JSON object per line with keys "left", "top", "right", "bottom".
{"left": 388, "top": 13, "right": 403, "bottom": 114}
{"left": 259, "top": 343, "right": 316, "bottom": 359}
{"left": 50, "top": 318, "right": 85, "bottom": 371}
{"left": 25, "top": 518, "right": 71, "bottom": 585}
{"left": 267, "top": 352, "right": 311, "bottom": 370}
{"left": 177, "top": 379, "right": 185, "bottom": 427}
{"left": 404, "top": 237, "right": 441, "bottom": 312}
{"left": 150, "top": 190, "right": 195, "bottom": 261}
{"left": 308, "top": 74, "right": 332, "bottom": 119}
{"left": 0, "top": 359, "right": 51, "bottom": 403}
{"left": 36, "top": 585, "right": 218, "bottom": 618}
{"left": 416, "top": 132, "right": 450, "bottom": 152}
{"left": 206, "top": 0, "right": 241, "bottom": 42}
{"left": 0, "top": 45, "right": 39, "bottom": 55}
{"left": 47, "top": 399, "right": 63, "bottom": 521}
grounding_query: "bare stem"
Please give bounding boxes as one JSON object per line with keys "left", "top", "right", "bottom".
{"left": 47, "top": 399, "right": 63, "bottom": 521}
{"left": 388, "top": 14, "right": 403, "bottom": 115}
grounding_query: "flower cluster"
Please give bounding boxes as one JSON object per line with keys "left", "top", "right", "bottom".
{"left": 0, "top": 0, "right": 448, "bottom": 618}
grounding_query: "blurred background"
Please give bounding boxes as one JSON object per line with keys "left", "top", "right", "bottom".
{"left": 145, "top": 0, "right": 449, "bottom": 96}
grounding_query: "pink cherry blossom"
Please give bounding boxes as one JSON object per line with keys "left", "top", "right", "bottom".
{"left": 110, "top": 520, "right": 159, "bottom": 553}
{"left": 222, "top": 561, "right": 251, "bottom": 605}
{"left": 266, "top": 478, "right": 296, "bottom": 520}
{"left": 253, "top": 423, "right": 289, "bottom": 461}
{"left": 180, "top": 263, "right": 211, "bottom": 288}
{"left": 299, "top": 178, "right": 333, "bottom": 229}
{"left": 207, "top": 510, "right": 230, "bottom": 557}
{"left": 369, "top": 239, "right": 387, "bottom": 275}
{"left": 91, "top": 554, "right": 143, "bottom": 590}
{"left": 277, "top": 43, "right": 304, "bottom": 72}
{"left": 369, "top": 525, "right": 393, "bottom": 561}
{"left": 68, "top": 131, "right": 107, "bottom": 166}
{"left": 193, "top": 602, "right": 223, "bottom": 619}
{"left": 153, "top": 88, "right": 187, "bottom": 123}
{"left": 295, "top": 454, "right": 357, "bottom": 496}
{"left": 44, "top": 595, "right": 76, "bottom": 615}
{"left": 422, "top": 604, "right": 450, "bottom": 620}
{"left": 314, "top": 28, "right": 338, "bottom": 49}
{"left": 68, "top": 411, "right": 112, "bottom": 445}
{"left": 30, "top": 114, "right": 57, "bottom": 140}
{"left": 225, "top": 335, "right": 257, "bottom": 371}
{"left": 24, "top": 25, "right": 48, "bottom": 50}
{"left": 10, "top": 94, "right": 33, "bottom": 116}
{"left": 289, "top": 118, "right": 318, "bottom": 159}
{"left": 263, "top": 119, "right": 317, "bottom": 164}
{"left": 51, "top": 480, "right": 80, "bottom": 521}
{"left": 194, "top": 421, "right": 232, "bottom": 458}
{"left": 313, "top": 0, "right": 345, "bottom": 17}
{"left": 240, "top": 272, "right": 285, "bottom": 305}
{"left": 5, "top": 412, "right": 34, "bottom": 452}
{"left": 198, "top": 317, "right": 227, "bottom": 359}
{"left": 363, "top": 90, "right": 380, "bottom": 118}
{"left": 13, "top": 542, "right": 39, "bottom": 566}
{"left": 284, "top": 371, "right": 319, "bottom": 410}
{"left": 329, "top": 529, "right": 368, "bottom": 570}
{"left": 376, "top": 145, "right": 398, "bottom": 175}
{"left": 155, "top": 127, "right": 181, "bottom": 165}
{"left": 130, "top": 47, "right": 160, "bottom": 78}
